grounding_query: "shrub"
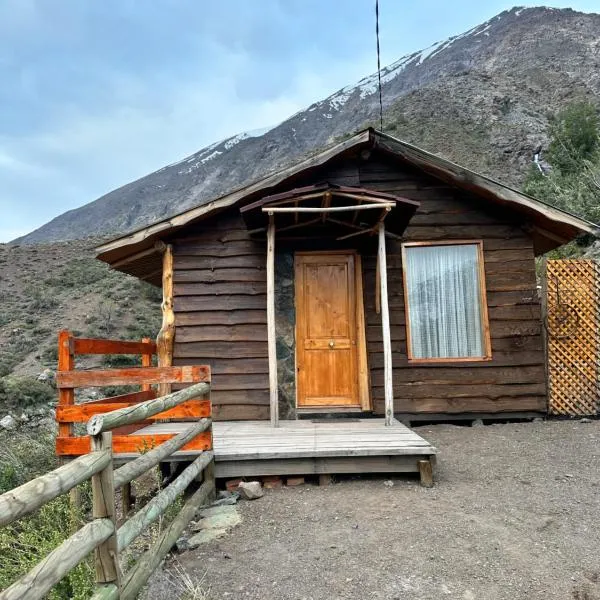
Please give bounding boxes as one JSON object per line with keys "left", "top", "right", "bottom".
{"left": 0, "top": 496, "right": 94, "bottom": 598}
{"left": 0, "top": 430, "right": 95, "bottom": 598}
{"left": 102, "top": 354, "right": 140, "bottom": 367}
{"left": 28, "top": 287, "right": 59, "bottom": 311}
{"left": 45, "top": 257, "right": 111, "bottom": 289}
{"left": 0, "top": 376, "right": 55, "bottom": 411}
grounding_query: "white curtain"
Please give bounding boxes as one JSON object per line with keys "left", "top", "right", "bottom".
{"left": 404, "top": 244, "right": 484, "bottom": 359}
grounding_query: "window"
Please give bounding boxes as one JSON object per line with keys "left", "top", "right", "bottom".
{"left": 401, "top": 241, "right": 491, "bottom": 362}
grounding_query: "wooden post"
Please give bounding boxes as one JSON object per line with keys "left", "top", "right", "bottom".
{"left": 378, "top": 223, "right": 394, "bottom": 426}
{"left": 540, "top": 258, "right": 550, "bottom": 413}
{"left": 57, "top": 330, "right": 74, "bottom": 438}
{"left": 156, "top": 243, "right": 175, "bottom": 398}
{"left": 121, "top": 483, "right": 133, "bottom": 517}
{"left": 141, "top": 336, "right": 153, "bottom": 392}
{"left": 91, "top": 432, "right": 120, "bottom": 589}
{"left": 267, "top": 214, "right": 279, "bottom": 427}
{"left": 418, "top": 459, "right": 434, "bottom": 488}
{"left": 57, "top": 330, "right": 82, "bottom": 519}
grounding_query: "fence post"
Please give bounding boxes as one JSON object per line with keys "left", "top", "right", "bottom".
{"left": 540, "top": 258, "right": 549, "bottom": 413}
{"left": 91, "top": 432, "right": 120, "bottom": 591}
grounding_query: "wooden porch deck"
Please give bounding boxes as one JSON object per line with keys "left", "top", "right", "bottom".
{"left": 133, "top": 419, "right": 438, "bottom": 480}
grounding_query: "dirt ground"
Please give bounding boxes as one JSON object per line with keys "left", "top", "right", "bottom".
{"left": 146, "top": 420, "right": 600, "bottom": 600}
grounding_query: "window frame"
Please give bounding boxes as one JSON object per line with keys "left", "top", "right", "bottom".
{"left": 401, "top": 240, "right": 492, "bottom": 364}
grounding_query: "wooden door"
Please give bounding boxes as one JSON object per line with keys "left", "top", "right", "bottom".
{"left": 295, "top": 253, "right": 360, "bottom": 408}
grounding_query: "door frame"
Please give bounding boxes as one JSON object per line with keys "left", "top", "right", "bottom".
{"left": 294, "top": 250, "right": 371, "bottom": 412}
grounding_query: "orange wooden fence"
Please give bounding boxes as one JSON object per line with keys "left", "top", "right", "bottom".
{"left": 56, "top": 330, "right": 212, "bottom": 456}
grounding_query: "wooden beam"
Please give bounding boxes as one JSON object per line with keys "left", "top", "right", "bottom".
{"left": 90, "top": 433, "right": 119, "bottom": 587}
{"left": 112, "top": 419, "right": 212, "bottom": 488}
{"left": 0, "top": 519, "right": 114, "bottom": 600}
{"left": 56, "top": 365, "right": 209, "bottom": 388}
{"left": 418, "top": 458, "right": 434, "bottom": 487}
{"left": 0, "top": 451, "right": 110, "bottom": 527}
{"left": 56, "top": 397, "right": 209, "bottom": 423}
{"left": 57, "top": 330, "right": 74, "bottom": 438}
{"left": 157, "top": 243, "right": 175, "bottom": 397}
{"left": 262, "top": 203, "right": 394, "bottom": 214}
{"left": 56, "top": 431, "right": 211, "bottom": 456}
{"left": 375, "top": 253, "right": 381, "bottom": 315}
{"left": 87, "top": 382, "right": 210, "bottom": 435}
{"left": 73, "top": 337, "right": 157, "bottom": 356}
{"left": 267, "top": 214, "right": 279, "bottom": 427}
{"left": 120, "top": 479, "right": 215, "bottom": 600}
{"left": 378, "top": 223, "right": 394, "bottom": 426}
{"left": 116, "top": 451, "right": 214, "bottom": 551}
{"left": 322, "top": 191, "right": 331, "bottom": 222}
{"left": 336, "top": 227, "right": 374, "bottom": 241}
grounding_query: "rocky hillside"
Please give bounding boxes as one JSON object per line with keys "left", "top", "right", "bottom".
{"left": 16, "top": 6, "right": 600, "bottom": 244}
{"left": 0, "top": 239, "right": 161, "bottom": 386}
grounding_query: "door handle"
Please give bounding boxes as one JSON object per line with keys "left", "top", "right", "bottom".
{"left": 329, "top": 340, "right": 335, "bottom": 349}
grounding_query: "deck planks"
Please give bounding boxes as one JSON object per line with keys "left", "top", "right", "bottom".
{"left": 131, "top": 419, "right": 437, "bottom": 476}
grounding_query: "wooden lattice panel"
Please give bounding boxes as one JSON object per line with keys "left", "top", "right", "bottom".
{"left": 546, "top": 259, "right": 600, "bottom": 416}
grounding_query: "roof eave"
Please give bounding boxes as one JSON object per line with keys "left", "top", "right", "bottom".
{"left": 96, "top": 129, "right": 374, "bottom": 265}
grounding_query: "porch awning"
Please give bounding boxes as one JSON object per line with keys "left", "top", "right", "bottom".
{"left": 239, "top": 183, "right": 419, "bottom": 241}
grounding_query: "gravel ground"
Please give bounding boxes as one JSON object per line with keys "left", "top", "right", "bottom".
{"left": 145, "top": 420, "right": 600, "bottom": 600}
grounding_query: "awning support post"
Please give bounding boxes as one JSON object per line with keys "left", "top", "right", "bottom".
{"left": 378, "top": 222, "right": 394, "bottom": 426}
{"left": 267, "top": 214, "right": 279, "bottom": 427}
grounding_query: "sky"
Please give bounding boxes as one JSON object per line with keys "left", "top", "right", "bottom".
{"left": 0, "top": 1, "right": 598, "bottom": 242}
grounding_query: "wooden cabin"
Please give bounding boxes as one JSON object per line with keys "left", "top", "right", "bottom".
{"left": 96, "top": 128, "right": 598, "bottom": 425}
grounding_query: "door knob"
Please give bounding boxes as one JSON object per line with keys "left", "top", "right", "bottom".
{"left": 329, "top": 340, "right": 335, "bottom": 348}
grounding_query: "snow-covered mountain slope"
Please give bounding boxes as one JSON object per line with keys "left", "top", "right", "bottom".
{"left": 17, "top": 6, "right": 600, "bottom": 243}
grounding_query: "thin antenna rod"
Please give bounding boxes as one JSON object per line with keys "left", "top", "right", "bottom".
{"left": 375, "top": 0, "right": 384, "bottom": 131}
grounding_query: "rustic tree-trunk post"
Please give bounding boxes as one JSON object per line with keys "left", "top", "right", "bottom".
{"left": 267, "top": 213, "right": 279, "bottom": 427}
{"left": 91, "top": 432, "right": 120, "bottom": 590}
{"left": 378, "top": 222, "right": 394, "bottom": 426}
{"left": 156, "top": 243, "right": 175, "bottom": 398}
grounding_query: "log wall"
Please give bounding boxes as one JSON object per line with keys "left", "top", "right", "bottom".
{"left": 171, "top": 150, "right": 546, "bottom": 420}
{"left": 171, "top": 214, "right": 270, "bottom": 420}
{"left": 358, "top": 154, "right": 546, "bottom": 416}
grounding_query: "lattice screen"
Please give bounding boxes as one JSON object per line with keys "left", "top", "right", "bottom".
{"left": 546, "top": 259, "right": 600, "bottom": 416}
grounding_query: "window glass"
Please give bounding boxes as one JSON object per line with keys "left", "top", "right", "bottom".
{"left": 404, "top": 243, "right": 487, "bottom": 360}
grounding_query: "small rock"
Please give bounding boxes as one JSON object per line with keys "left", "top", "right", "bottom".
{"left": 36, "top": 369, "right": 55, "bottom": 383}
{"left": 187, "top": 528, "right": 228, "bottom": 548}
{"left": 579, "top": 418, "right": 593, "bottom": 424}
{"left": 19, "top": 413, "right": 29, "bottom": 423}
{"left": 533, "top": 417, "right": 544, "bottom": 423}
{"left": 472, "top": 419, "right": 484, "bottom": 427}
{"left": 383, "top": 480, "right": 394, "bottom": 487}
{"left": 175, "top": 536, "right": 190, "bottom": 552}
{"left": 238, "top": 481, "right": 264, "bottom": 500}
{"left": 211, "top": 491, "right": 240, "bottom": 506}
{"left": 0, "top": 415, "right": 17, "bottom": 430}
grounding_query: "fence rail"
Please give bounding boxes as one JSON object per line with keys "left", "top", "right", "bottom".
{"left": 0, "top": 333, "right": 215, "bottom": 600}
{"left": 56, "top": 330, "right": 211, "bottom": 456}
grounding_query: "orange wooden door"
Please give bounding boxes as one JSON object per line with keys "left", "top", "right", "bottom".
{"left": 295, "top": 253, "right": 359, "bottom": 408}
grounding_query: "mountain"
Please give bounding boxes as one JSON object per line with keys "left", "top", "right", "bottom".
{"left": 16, "top": 6, "right": 600, "bottom": 244}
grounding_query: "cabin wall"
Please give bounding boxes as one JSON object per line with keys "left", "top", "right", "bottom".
{"left": 170, "top": 150, "right": 546, "bottom": 420}
{"left": 171, "top": 211, "right": 270, "bottom": 420}
{"left": 357, "top": 155, "right": 546, "bottom": 417}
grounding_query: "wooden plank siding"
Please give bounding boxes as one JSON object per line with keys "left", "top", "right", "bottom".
{"left": 170, "top": 150, "right": 546, "bottom": 420}
{"left": 358, "top": 154, "right": 546, "bottom": 416}
{"left": 171, "top": 212, "right": 270, "bottom": 420}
